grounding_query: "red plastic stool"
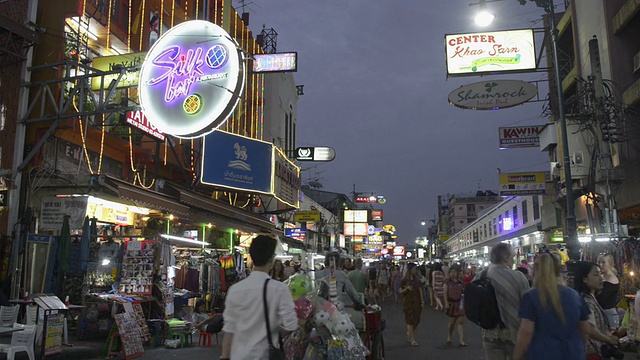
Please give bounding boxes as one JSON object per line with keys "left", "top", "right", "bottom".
{"left": 198, "top": 331, "right": 219, "bottom": 347}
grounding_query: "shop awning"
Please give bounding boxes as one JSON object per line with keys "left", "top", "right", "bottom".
{"left": 171, "top": 186, "right": 275, "bottom": 233}
{"left": 102, "top": 175, "right": 190, "bottom": 217}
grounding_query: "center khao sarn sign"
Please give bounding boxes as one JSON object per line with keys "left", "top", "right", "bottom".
{"left": 138, "top": 20, "right": 246, "bottom": 139}
{"left": 448, "top": 80, "right": 538, "bottom": 110}
{"left": 445, "top": 29, "right": 536, "bottom": 76}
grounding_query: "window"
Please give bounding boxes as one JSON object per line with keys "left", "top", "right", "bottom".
{"left": 513, "top": 205, "right": 518, "bottom": 227}
{"left": 460, "top": 220, "right": 464, "bottom": 224}
{"left": 493, "top": 218, "right": 497, "bottom": 235}
{"left": 484, "top": 223, "right": 488, "bottom": 237}
{"left": 498, "top": 215, "right": 503, "bottom": 233}
{"left": 111, "top": 0, "right": 129, "bottom": 30}
{"left": 522, "top": 200, "right": 528, "bottom": 224}
{"left": 533, "top": 196, "right": 540, "bottom": 220}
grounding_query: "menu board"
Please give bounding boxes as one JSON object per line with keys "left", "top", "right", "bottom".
{"left": 120, "top": 240, "right": 155, "bottom": 295}
{"left": 43, "top": 313, "right": 64, "bottom": 356}
{"left": 113, "top": 312, "right": 145, "bottom": 359}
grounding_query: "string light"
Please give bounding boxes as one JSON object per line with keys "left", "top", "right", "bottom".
{"left": 139, "top": 0, "right": 146, "bottom": 44}
{"left": 97, "top": 114, "right": 105, "bottom": 173}
{"left": 127, "top": 0, "right": 132, "bottom": 51}
{"left": 106, "top": 0, "right": 113, "bottom": 49}
{"left": 163, "top": 138, "right": 168, "bottom": 165}
{"left": 171, "top": 0, "right": 175, "bottom": 28}
{"left": 77, "top": 117, "right": 95, "bottom": 174}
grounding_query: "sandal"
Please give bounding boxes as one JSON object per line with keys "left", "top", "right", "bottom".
{"left": 410, "top": 340, "right": 418, "bottom": 347}
{"left": 460, "top": 343, "right": 468, "bottom": 347}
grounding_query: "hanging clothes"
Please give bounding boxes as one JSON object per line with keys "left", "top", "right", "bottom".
{"left": 234, "top": 252, "right": 246, "bottom": 279}
{"left": 184, "top": 267, "right": 200, "bottom": 292}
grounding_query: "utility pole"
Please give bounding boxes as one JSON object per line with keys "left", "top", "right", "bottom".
{"left": 520, "top": 0, "right": 579, "bottom": 260}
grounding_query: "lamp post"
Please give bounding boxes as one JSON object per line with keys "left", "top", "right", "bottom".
{"left": 471, "top": 0, "right": 580, "bottom": 260}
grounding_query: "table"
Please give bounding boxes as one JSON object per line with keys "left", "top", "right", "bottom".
{"left": 0, "top": 326, "right": 24, "bottom": 335}
{"left": 8, "top": 299, "right": 35, "bottom": 323}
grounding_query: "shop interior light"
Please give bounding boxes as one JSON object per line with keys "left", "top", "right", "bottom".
{"left": 169, "top": 214, "right": 175, "bottom": 220}
{"left": 207, "top": 223, "right": 213, "bottom": 229}
{"left": 101, "top": 259, "right": 111, "bottom": 266}
{"left": 160, "top": 234, "right": 209, "bottom": 246}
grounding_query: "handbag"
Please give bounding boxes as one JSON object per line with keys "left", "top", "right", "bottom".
{"left": 264, "top": 278, "right": 285, "bottom": 360}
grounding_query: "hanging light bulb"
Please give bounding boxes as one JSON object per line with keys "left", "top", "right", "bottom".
{"left": 475, "top": 9, "right": 495, "bottom": 27}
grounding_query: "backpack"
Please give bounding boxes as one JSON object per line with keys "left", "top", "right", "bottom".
{"left": 464, "top": 269, "right": 504, "bottom": 329}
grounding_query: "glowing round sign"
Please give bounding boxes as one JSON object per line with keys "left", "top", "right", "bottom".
{"left": 138, "top": 21, "right": 246, "bottom": 139}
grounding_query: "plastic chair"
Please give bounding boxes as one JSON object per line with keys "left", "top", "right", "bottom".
{"left": 0, "top": 306, "right": 19, "bottom": 327}
{"left": 0, "top": 324, "right": 36, "bottom": 360}
{"left": 23, "top": 305, "right": 43, "bottom": 344}
{"left": 198, "top": 330, "right": 218, "bottom": 347}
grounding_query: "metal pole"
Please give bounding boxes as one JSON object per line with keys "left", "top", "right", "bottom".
{"left": 547, "top": 2, "right": 579, "bottom": 260}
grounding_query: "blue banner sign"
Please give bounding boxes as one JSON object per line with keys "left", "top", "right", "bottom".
{"left": 201, "top": 130, "right": 273, "bottom": 193}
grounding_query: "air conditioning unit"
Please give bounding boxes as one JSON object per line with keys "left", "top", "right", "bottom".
{"left": 634, "top": 50, "right": 640, "bottom": 73}
{"left": 550, "top": 162, "right": 562, "bottom": 177}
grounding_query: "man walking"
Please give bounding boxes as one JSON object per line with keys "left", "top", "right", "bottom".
{"left": 348, "top": 258, "right": 368, "bottom": 298}
{"left": 220, "top": 235, "right": 298, "bottom": 360}
{"left": 481, "top": 243, "right": 530, "bottom": 360}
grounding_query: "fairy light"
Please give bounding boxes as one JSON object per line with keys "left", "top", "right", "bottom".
{"left": 195, "top": 0, "right": 199, "bottom": 19}
{"left": 139, "top": 0, "right": 145, "bottom": 44}
{"left": 160, "top": 0, "right": 164, "bottom": 38}
{"left": 128, "top": 127, "right": 137, "bottom": 172}
{"left": 184, "top": 0, "right": 188, "bottom": 20}
{"left": 163, "top": 138, "right": 168, "bottom": 165}
{"left": 106, "top": 0, "right": 113, "bottom": 49}
{"left": 97, "top": 114, "right": 105, "bottom": 173}
{"left": 77, "top": 118, "right": 95, "bottom": 174}
{"left": 171, "top": 0, "right": 175, "bottom": 28}
{"left": 127, "top": 0, "right": 132, "bottom": 51}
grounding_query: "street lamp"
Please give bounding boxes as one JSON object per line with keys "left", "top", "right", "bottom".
{"left": 471, "top": 0, "right": 579, "bottom": 260}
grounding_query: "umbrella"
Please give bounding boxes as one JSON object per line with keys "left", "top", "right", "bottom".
{"left": 57, "top": 215, "right": 71, "bottom": 281}
{"left": 80, "top": 216, "right": 90, "bottom": 271}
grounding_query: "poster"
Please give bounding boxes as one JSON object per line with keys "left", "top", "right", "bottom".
{"left": 43, "top": 313, "right": 64, "bottom": 356}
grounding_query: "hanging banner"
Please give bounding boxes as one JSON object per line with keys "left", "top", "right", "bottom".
{"left": 90, "top": 52, "right": 147, "bottom": 90}
{"left": 40, "top": 197, "right": 88, "bottom": 230}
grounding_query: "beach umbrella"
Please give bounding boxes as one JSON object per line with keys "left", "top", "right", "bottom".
{"left": 57, "top": 215, "right": 71, "bottom": 274}
{"left": 80, "top": 216, "right": 90, "bottom": 271}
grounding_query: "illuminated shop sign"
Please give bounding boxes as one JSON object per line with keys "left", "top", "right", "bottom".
{"left": 126, "top": 110, "right": 165, "bottom": 141}
{"left": 274, "top": 148, "right": 301, "bottom": 208}
{"left": 295, "top": 146, "right": 336, "bottom": 162}
{"left": 344, "top": 223, "right": 368, "bottom": 236}
{"left": 445, "top": 29, "right": 536, "bottom": 76}
{"left": 499, "top": 125, "right": 544, "bottom": 149}
{"left": 371, "top": 210, "right": 383, "bottom": 221}
{"left": 138, "top": 20, "right": 246, "bottom": 139}
{"left": 448, "top": 80, "right": 538, "bottom": 110}
{"left": 285, "top": 228, "right": 306, "bottom": 241}
{"left": 252, "top": 52, "right": 298, "bottom": 73}
{"left": 344, "top": 210, "right": 368, "bottom": 222}
{"left": 499, "top": 172, "right": 546, "bottom": 196}
{"left": 393, "top": 246, "right": 406, "bottom": 256}
{"left": 91, "top": 52, "right": 147, "bottom": 90}
{"left": 201, "top": 130, "right": 273, "bottom": 194}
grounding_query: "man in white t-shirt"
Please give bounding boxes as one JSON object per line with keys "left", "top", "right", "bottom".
{"left": 220, "top": 236, "right": 298, "bottom": 360}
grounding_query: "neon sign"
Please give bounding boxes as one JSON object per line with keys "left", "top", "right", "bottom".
{"left": 139, "top": 21, "right": 245, "bottom": 139}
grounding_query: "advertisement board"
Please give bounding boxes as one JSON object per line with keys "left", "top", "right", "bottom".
{"left": 344, "top": 223, "right": 368, "bottom": 236}
{"left": 294, "top": 210, "right": 320, "bottom": 222}
{"left": 295, "top": 146, "right": 336, "bottom": 162}
{"left": 252, "top": 52, "right": 297, "bottom": 73}
{"left": 273, "top": 148, "right": 301, "bottom": 208}
{"left": 126, "top": 110, "right": 165, "bottom": 141}
{"left": 344, "top": 210, "right": 368, "bottom": 222}
{"left": 138, "top": 21, "right": 246, "bottom": 138}
{"left": 499, "top": 172, "right": 546, "bottom": 195}
{"left": 393, "top": 246, "right": 406, "bottom": 257}
{"left": 371, "top": 209, "right": 383, "bottom": 221}
{"left": 499, "top": 125, "right": 544, "bottom": 149}
{"left": 448, "top": 80, "right": 538, "bottom": 110}
{"left": 90, "top": 52, "right": 146, "bottom": 90}
{"left": 445, "top": 29, "right": 536, "bottom": 76}
{"left": 285, "top": 228, "right": 306, "bottom": 241}
{"left": 201, "top": 130, "right": 273, "bottom": 194}
{"left": 40, "top": 197, "right": 88, "bottom": 230}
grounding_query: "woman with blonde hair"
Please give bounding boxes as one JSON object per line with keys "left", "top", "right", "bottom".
{"left": 513, "top": 253, "right": 591, "bottom": 360}
{"left": 596, "top": 254, "right": 620, "bottom": 330}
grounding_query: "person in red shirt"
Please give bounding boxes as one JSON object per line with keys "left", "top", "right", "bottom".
{"left": 462, "top": 268, "right": 474, "bottom": 286}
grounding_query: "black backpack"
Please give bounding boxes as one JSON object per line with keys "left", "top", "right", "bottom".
{"left": 464, "top": 269, "right": 504, "bottom": 329}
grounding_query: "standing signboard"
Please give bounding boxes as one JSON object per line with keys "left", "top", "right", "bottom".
{"left": 113, "top": 312, "right": 145, "bottom": 359}
{"left": 33, "top": 295, "right": 68, "bottom": 358}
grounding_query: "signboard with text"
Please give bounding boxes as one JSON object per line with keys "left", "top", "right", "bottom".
{"left": 445, "top": 29, "right": 536, "bottom": 76}
{"left": 273, "top": 148, "right": 301, "bottom": 208}
{"left": 252, "top": 52, "right": 297, "bottom": 73}
{"left": 344, "top": 223, "right": 368, "bottom": 236}
{"left": 499, "top": 125, "right": 544, "bottom": 149}
{"left": 448, "top": 80, "right": 538, "bottom": 110}
{"left": 499, "top": 172, "right": 546, "bottom": 196}
{"left": 285, "top": 228, "right": 306, "bottom": 241}
{"left": 91, "top": 52, "right": 147, "bottom": 90}
{"left": 295, "top": 146, "right": 336, "bottom": 162}
{"left": 344, "top": 210, "right": 368, "bottom": 222}
{"left": 294, "top": 210, "right": 320, "bottom": 222}
{"left": 201, "top": 130, "right": 273, "bottom": 194}
{"left": 138, "top": 20, "right": 245, "bottom": 138}
{"left": 371, "top": 209, "right": 383, "bottom": 221}
{"left": 126, "top": 110, "right": 165, "bottom": 141}
{"left": 40, "top": 197, "right": 88, "bottom": 230}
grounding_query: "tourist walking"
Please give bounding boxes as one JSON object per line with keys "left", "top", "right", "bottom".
{"left": 481, "top": 243, "right": 530, "bottom": 360}
{"left": 513, "top": 253, "right": 590, "bottom": 360}
{"left": 571, "top": 261, "right": 619, "bottom": 359}
{"left": 444, "top": 267, "right": 466, "bottom": 346}
{"left": 220, "top": 235, "right": 298, "bottom": 360}
{"left": 392, "top": 264, "right": 403, "bottom": 303}
{"left": 596, "top": 254, "right": 620, "bottom": 330}
{"left": 400, "top": 263, "right": 423, "bottom": 347}
{"left": 431, "top": 262, "right": 445, "bottom": 311}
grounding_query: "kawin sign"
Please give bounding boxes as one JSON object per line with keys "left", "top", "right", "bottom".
{"left": 138, "top": 21, "right": 246, "bottom": 139}
{"left": 448, "top": 80, "right": 537, "bottom": 110}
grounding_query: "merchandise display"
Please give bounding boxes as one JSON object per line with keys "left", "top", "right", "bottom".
{"left": 120, "top": 241, "right": 155, "bottom": 295}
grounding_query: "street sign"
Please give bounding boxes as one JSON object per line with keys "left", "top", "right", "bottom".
{"left": 293, "top": 210, "right": 321, "bottom": 222}
{"left": 295, "top": 147, "right": 336, "bottom": 162}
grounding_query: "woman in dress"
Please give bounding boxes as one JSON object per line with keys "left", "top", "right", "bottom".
{"left": 572, "top": 261, "right": 619, "bottom": 359}
{"left": 400, "top": 263, "right": 423, "bottom": 347}
{"left": 513, "top": 253, "right": 591, "bottom": 360}
{"left": 596, "top": 254, "right": 620, "bottom": 330}
{"left": 269, "top": 259, "right": 285, "bottom": 281}
{"left": 431, "top": 262, "right": 445, "bottom": 311}
{"left": 444, "top": 267, "right": 466, "bottom": 346}
{"left": 392, "top": 264, "right": 403, "bottom": 303}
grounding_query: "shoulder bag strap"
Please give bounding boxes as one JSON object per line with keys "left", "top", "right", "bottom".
{"left": 263, "top": 278, "right": 275, "bottom": 347}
